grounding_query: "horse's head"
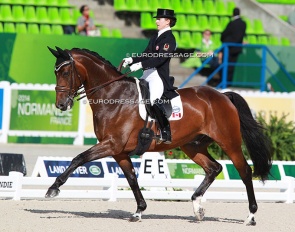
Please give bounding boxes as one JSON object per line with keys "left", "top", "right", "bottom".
{"left": 48, "top": 46, "right": 83, "bottom": 111}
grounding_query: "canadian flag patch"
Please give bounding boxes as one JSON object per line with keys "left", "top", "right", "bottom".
{"left": 172, "top": 112, "right": 181, "bottom": 118}
{"left": 171, "top": 106, "right": 181, "bottom": 119}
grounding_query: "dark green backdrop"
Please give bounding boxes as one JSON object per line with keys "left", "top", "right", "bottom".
{"left": 0, "top": 34, "right": 148, "bottom": 84}
{"left": 0, "top": 34, "right": 294, "bottom": 90}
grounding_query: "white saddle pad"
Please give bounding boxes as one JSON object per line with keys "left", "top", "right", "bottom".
{"left": 134, "top": 78, "right": 183, "bottom": 121}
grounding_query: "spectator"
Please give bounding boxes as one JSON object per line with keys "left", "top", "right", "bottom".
{"left": 181, "top": 29, "right": 219, "bottom": 83}
{"left": 220, "top": 7, "right": 246, "bottom": 85}
{"left": 77, "top": 5, "right": 96, "bottom": 36}
{"left": 198, "top": 29, "right": 219, "bottom": 71}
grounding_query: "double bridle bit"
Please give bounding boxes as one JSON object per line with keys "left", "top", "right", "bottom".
{"left": 54, "top": 53, "right": 84, "bottom": 102}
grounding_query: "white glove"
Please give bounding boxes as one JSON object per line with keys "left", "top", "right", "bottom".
{"left": 122, "top": 57, "right": 133, "bottom": 68}
{"left": 130, "top": 62, "right": 142, "bottom": 72}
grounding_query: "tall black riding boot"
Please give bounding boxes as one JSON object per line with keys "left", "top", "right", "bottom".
{"left": 151, "top": 104, "right": 172, "bottom": 144}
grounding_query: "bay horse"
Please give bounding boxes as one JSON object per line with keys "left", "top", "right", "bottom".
{"left": 46, "top": 47, "right": 272, "bottom": 225}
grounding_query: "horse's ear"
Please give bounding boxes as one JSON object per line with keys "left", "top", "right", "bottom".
{"left": 55, "top": 46, "right": 64, "bottom": 54}
{"left": 56, "top": 46, "right": 70, "bottom": 59}
{"left": 47, "top": 46, "right": 59, "bottom": 58}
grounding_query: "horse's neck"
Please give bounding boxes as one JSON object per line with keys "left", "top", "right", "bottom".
{"left": 85, "top": 77, "right": 138, "bottom": 113}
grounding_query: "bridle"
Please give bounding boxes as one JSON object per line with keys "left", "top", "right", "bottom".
{"left": 54, "top": 53, "right": 83, "bottom": 106}
{"left": 54, "top": 51, "right": 132, "bottom": 103}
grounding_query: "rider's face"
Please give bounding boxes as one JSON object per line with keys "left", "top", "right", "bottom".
{"left": 156, "top": 18, "right": 170, "bottom": 31}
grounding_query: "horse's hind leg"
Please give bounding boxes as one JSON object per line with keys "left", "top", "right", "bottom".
{"left": 113, "top": 154, "right": 146, "bottom": 222}
{"left": 180, "top": 136, "right": 222, "bottom": 221}
{"left": 225, "top": 148, "right": 257, "bottom": 226}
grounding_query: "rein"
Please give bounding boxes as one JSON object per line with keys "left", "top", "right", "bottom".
{"left": 55, "top": 54, "right": 133, "bottom": 101}
{"left": 76, "top": 70, "right": 132, "bottom": 101}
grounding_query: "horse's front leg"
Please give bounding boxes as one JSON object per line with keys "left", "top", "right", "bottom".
{"left": 113, "top": 154, "right": 146, "bottom": 222}
{"left": 45, "top": 140, "right": 117, "bottom": 198}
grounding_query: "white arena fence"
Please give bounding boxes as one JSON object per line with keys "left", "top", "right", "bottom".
{"left": 0, "top": 172, "right": 294, "bottom": 203}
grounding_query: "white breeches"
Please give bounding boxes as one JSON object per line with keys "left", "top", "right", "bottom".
{"left": 141, "top": 69, "right": 164, "bottom": 105}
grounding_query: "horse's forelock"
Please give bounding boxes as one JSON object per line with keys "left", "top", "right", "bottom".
{"left": 55, "top": 57, "right": 67, "bottom": 66}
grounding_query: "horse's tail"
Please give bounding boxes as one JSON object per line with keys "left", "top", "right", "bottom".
{"left": 224, "top": 91, "right": 272, "bottom": 182}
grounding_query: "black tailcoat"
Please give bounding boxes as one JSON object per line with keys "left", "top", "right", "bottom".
{"left": 132, "top": 30, "right": 178, "bottom": 99}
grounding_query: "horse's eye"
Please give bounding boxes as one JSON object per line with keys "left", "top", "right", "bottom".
{"left": 63, "top": 71, "right": 69, "bottom": 77}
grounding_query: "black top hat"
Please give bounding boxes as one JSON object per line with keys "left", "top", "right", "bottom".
{"left": 153, "top": 8, "right": 176, "bottom": 20}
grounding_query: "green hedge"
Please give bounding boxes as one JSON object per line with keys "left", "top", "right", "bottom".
{"left": 165, "top": 114, "right": 295, "bottom": 161}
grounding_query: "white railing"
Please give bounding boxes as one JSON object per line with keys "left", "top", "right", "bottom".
{"left": 1, "top": 172, "right": 294, "bottom": 203}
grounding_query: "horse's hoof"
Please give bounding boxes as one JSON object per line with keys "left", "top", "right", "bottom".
{"left": 244, "top": 213, "right": 256, "bottom": 226}
{"left": 195, "top": 207, "right": 205, "bottom": 221}
{"left": 192, "top": 197, "right": 205, "bottom": 221}
{"left": 128, "top": 213, "right": 141, "bottom": 222}
{"left": 45, "top": 188, "right": 60, "bottom": 198}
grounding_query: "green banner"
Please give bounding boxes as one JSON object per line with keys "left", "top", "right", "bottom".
{"left": 0, "top": 34, "right": 147, "bottom": 84}
{"left": 226, "top": 164, "right": 281, "bottom": 180}
{"left": 1, "top": 34, "right": 294, "bottom": 92}
{"left": 283, "top": 165, "right": 295, "bottom": 178}
{"left": 168, "top": 162, "right": 224, "bottom": 179}
{"left": 10, "top": 89, "right": 79, "bottom": 131}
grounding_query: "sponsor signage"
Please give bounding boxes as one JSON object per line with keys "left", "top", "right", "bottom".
{"left": 106, "top": 160, "right": 141, "bottom": 178}
{"left": 243, "top": 94, "right": 295, "bottom": 123}
{"left": 43, "top": 160, "right": 104, "bottom": 178}
{"left": 226, "top": 163, "right": 281, "bottom": 180}
{"left": 167, "top": 162, "right": 225, "bottom": 179}
{"left": 32, "top": 157, "right": 106, "bottom": 178}
{"left": 283, "top": 165, "right": 295, "bottom": 178}
{"left": 0, "top": 88, "right": 3, "bottom": 130}
{"left": 9, "top": 89, "right": 79, "bottom": 131}
{"left": 0, "top": 181, "right": 14, "bottom": 189}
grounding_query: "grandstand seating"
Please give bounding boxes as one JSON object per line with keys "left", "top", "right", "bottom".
{"left": 281, "top": 37, "right": 291, "bottom": 46}
{"left": 113, "top": 0, "right": 291, "bottom": 49}
{"left": 27, "top": 23, "right": 39, "bottom": 34}
{"left": 0, "top": 1, "right": 123, "bottom": 37}
{"left": 0, "top": 23, "right": 3, "bottom": 33}
{"left": 0, "top": 0, "right": 291, "bottom": 43}
{"left": 15, "top": 22, "right": 27, "bottom": 33}
{"left": 4, "top": 22, "right": 16, "bottom": 33}
{"left": 257, "top": 0, "right": 295, "bottom": 3}
{"left": 40, "top": 24, "right": 52, "bottom": 34}
{"left": 112, "top": 28, "right": 123, "bottom": 38}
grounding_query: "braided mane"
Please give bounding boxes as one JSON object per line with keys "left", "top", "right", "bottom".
{"left": 71, "top": 48, "right": 122, "bottom": 75}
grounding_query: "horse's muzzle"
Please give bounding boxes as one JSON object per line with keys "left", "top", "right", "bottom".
{"left": 56, "top": 98, "right": 73, "bottom": 111}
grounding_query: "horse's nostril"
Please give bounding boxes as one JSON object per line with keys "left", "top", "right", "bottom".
{"left": 56, "top": 103, "right": 65, "bottom": 110}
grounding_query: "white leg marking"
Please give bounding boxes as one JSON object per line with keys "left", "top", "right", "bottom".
{"left": 132, "top": 212, "right": 142, "bottom": 221}
{"left": 244, "top": 213, "right": 256, "bottom": 226}
{"left": 192, "top": 196, "right": 205, "bottom": 221}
